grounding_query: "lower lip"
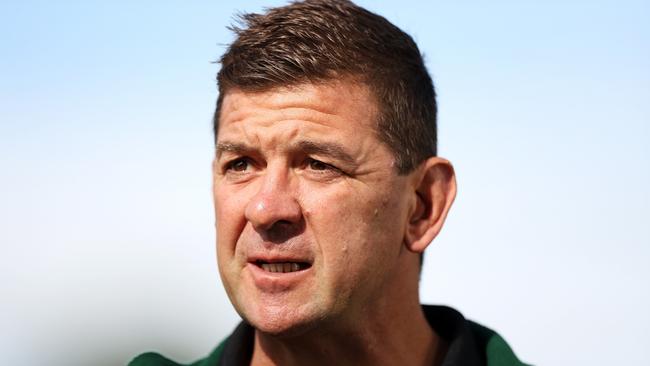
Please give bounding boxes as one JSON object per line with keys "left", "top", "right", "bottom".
{"left": 246, "top": 262, "right": 312, "bottom": 293}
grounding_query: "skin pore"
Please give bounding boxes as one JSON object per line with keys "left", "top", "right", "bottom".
{"left": 212, "top": 80, "right": 456, "bottom": 366}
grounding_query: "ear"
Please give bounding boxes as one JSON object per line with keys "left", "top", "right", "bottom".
{"left": 404, "top": 157, "right": 457, "bottom": 253}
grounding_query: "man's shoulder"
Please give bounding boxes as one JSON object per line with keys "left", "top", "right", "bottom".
{"left": 421, "top": 304, "right": 530, "bottom": 366}
{"left": 127, "top": 340, "right": 226, "bottom": 366}
{"left": 128, "top": 352, "right": 179, "bottom": 366}
{"left": 466, "top": 320, "right": 531, "bottom": 366}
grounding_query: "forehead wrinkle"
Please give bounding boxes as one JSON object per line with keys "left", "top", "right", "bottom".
{"left": 221, "top": 82, "right": 375, "bottom": 129}
{"left": 218, "top": 82, "right": 384, "bottom": 164}
{"left": 221, "top": 105, "right": 344, "bottom": 136}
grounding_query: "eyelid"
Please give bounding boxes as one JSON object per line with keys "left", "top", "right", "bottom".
{"left": 305, "top": 157, "right": 346, "bottom": 176}
{"left": 219, "top": 155, "right": 348, "bottom": 179}
{"left": 308, "top": 157, "right": 335, "bottom": 168}
{"left": 223, "top": 156, "right": 253, "bottom": 172}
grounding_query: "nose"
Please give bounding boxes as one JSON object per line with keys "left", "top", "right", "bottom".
{"left": 244, "top": 165, "right": 303, "bottom": 235}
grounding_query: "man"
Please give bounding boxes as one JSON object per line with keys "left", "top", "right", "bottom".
{"left": 131, "top": 0, "right": 528, "bottom": 365}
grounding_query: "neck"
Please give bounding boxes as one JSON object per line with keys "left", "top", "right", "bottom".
{"left": 251, "top": 303, "right": 446, "bottom": 366}
{"left": 250, "top": 256, "right": 447, "bottom": 366}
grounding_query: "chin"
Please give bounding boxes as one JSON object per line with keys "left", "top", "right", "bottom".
{"left": 243, "top": 305, "right": 323, "bottom": 339}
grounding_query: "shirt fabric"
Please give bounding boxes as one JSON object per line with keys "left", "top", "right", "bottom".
{"left": 129, "top": 305, "right": 529, "bottom": 366}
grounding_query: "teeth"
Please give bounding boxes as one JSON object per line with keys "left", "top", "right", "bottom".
{"left": 260, "top": 262, "right": 305, "bottom": 273}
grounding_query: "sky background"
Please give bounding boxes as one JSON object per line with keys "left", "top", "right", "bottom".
{"left": 1, "top": 0, "right": 648, "bottom": 365}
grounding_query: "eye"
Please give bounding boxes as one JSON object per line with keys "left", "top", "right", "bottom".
{"left": 308, "top": 159, "right": 330, "bottom": 171}
{"left": 225, "top": 158, "right": 251, "bottom": 172}
{"left": 305, "top": 158, "right": 344, "bottom": 177}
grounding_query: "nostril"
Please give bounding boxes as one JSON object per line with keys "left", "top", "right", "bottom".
{"left": 274, "top": 220, "right": 293, "bottom": 227}
{"left": 255, "top": 218, "right": 306, "bottom": 244}
{"left": 266, "top": 220, "right": 300, "bottom": 242}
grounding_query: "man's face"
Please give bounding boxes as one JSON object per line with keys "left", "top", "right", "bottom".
{"left": 213, "top": 81, "right": 415, "bottom": 335}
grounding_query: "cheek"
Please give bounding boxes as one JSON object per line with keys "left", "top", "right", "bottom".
{"left": 301, "top": 184, "right": 365, "bottom": 241}
{"left": 214, "top": 186, "right": 249, "bottom": 252}
{"left": 214, "top": 187, "right": 252, "bottom": 297}
{"left": 301, "top": 182, "right": 404, "bottom": 268}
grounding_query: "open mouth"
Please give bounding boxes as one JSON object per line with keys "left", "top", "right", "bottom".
{"left": 255, "top": 260, "right": 311, "bottom": 273}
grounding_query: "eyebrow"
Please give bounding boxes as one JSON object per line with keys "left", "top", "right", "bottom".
{"left": 215, "top": 140, "right": 356, "bottom": 166}
{"left": 215, "top": 142, "right": 252, "bottom": 159}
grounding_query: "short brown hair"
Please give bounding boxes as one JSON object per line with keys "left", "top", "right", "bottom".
{"left": 214, "top": 0, "right": 437, "bottom": 174}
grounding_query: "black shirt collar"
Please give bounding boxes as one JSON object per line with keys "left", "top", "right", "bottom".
{"left": 218, "top": 305, "right": 484, "bottom": 366}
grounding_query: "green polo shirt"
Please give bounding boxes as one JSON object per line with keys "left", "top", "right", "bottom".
{"left": 129, "top": 305, "right": 530, "bottom": 366}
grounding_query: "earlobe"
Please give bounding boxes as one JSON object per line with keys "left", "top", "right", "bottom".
{"left": 404, "top": 157, "right": 457, "bottom": 253}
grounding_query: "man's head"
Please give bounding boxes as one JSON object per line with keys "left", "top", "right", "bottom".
{"left": 214, "top": 0, "right": 437, "bottom": 174}
{"left": 212, "top": 0, "right": 456, "bottom": 337}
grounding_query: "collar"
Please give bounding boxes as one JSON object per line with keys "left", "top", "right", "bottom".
{"left": 216, "top": 305, "right": 485, "bottom": 366}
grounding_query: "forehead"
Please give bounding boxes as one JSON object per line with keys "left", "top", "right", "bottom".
{"left": 218, "top": 80, "right": 379, "bottom": 137}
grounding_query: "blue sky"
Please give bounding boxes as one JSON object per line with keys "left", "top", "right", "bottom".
{"left": 1, "top": 1, "right": 648, "bottom": 365}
